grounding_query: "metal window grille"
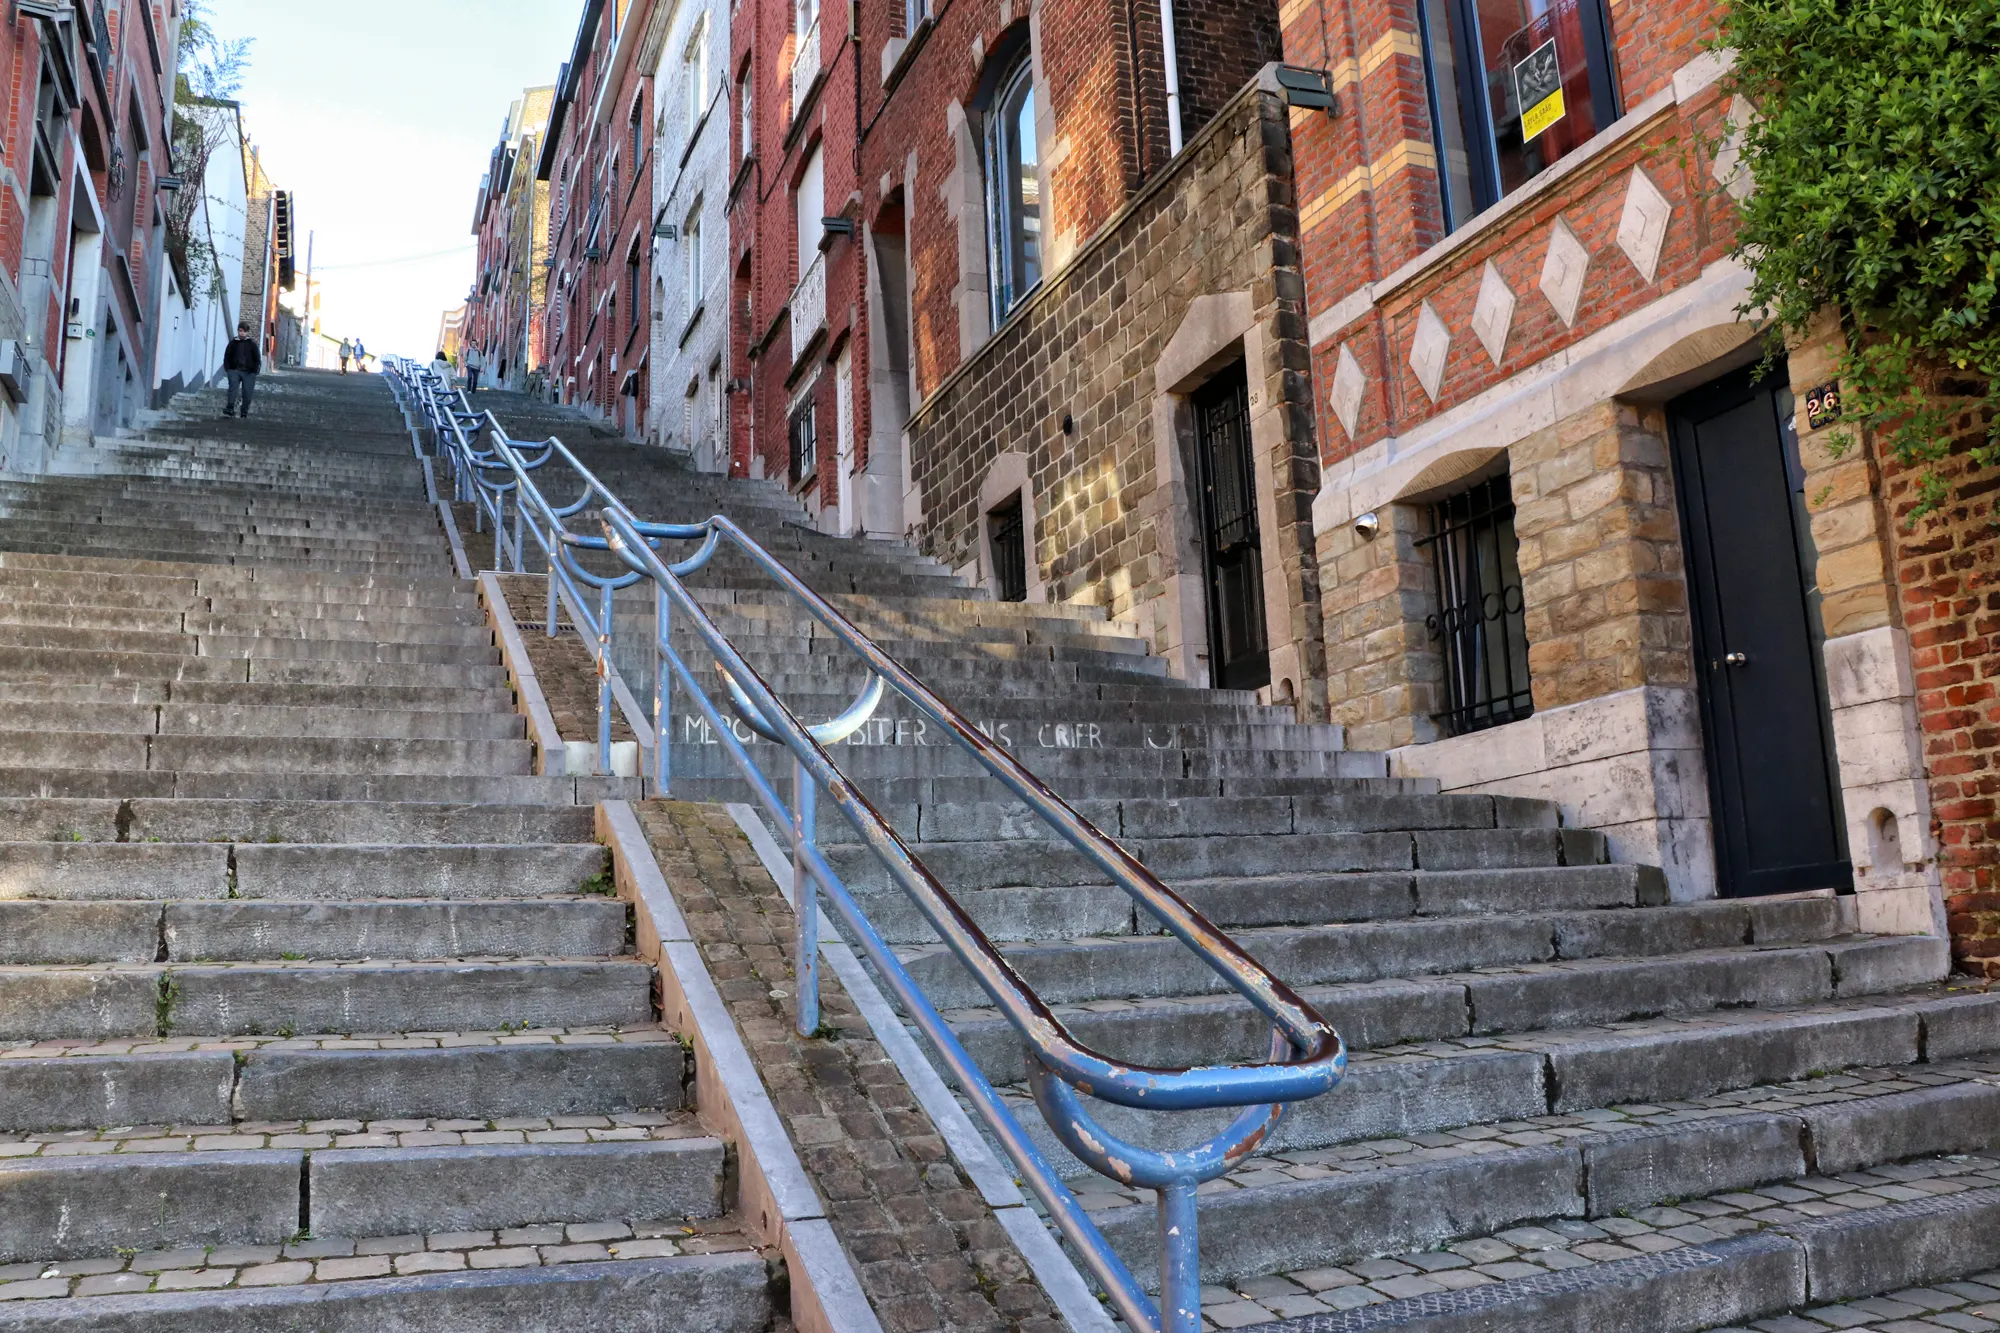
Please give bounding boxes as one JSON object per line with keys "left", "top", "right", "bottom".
{"left": 989, "top": 496, "right": 1026, "bottom": 602}
{"left": 788, "top": 401, "right": 816, "bottom": 487}
{"left": 1417, "top": 474, "right": 1533, "bottom": 736}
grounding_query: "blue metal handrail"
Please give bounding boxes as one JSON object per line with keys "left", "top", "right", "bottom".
{"left": 386, "top": 357, "right": 1347, "bottom": 1333}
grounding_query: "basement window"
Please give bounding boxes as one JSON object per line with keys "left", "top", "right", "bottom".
{"left": 988, "top": 495, "right": 1027, "bottom": 602}
{"left": 788, "top": 398, "right": 817, "bottom": 489}
{"left": 1418, "top": 474, "right": 1533, "bottom": 735}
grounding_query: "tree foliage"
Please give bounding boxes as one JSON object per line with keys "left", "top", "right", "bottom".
{"left": 1724, "top": 0, "right": 2000, "bottom": 514}
{"left": 175, "top": 0, "right": 252, "bottom": 102}
{"left": 164, "top": 0, "right": 252, "bottom": 307}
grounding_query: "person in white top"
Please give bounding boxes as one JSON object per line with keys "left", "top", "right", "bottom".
{"left": 463, "top": 344, "right": 484, "bottom": 393}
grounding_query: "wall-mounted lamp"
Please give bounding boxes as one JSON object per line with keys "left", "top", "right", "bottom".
{"left": 1353, "top": 510, "right": 1380, "bottom": 539}
{"left": 817, "top": 216, "right": 856, "bottom": 252}
{"left": 652, "top": 221, "right": 678, "bottom": 239}
{"left": 154, "top": 174, "right": 185, "bottom": 192}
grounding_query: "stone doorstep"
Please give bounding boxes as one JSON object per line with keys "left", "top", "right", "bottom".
{"left": 0, "top": 1216, "right": 759, "bottom": 1304}
{"left": 1177, "top": 1157, "right": 2000, "bottom": 1332}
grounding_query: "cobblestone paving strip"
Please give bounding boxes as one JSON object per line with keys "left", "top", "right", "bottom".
{"left": 1710, "top": 1275, "right": 2000, "bottom": 1330}
{"left": 494, "top": 573, "right": 638, "bottom": 744}
{"left": 1180, "top": 1155, "right": 2000, "bottom": 1329}
{"left": 0, "top": 1217, "right": 755, "bottom": 1302}
{"left": 636, "top": 800, "right": 1065, "bottom": 1333}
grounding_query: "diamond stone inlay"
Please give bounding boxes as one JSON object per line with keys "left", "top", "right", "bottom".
{"left": 1711, "top": 95, "right": 1758, "bottom": 201}
{"left": 1330, "top": 343, "right": 1366, "bottom": 439}
{"left": 1470, "top": 262, "right": 1516, "bottom": 367}
{"left": 1539, "top": 217, "right": 1589, "bottom": 328}
{"left": 1408, "top": 302, "right": 1451, "bottom": 403}
{"left": 1616, "top": 167, "right": 1673, "bottom": 284}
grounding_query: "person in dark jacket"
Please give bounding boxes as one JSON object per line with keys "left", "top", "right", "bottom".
{"left": 222, "top": 323, "right": 261, "bottom": 418}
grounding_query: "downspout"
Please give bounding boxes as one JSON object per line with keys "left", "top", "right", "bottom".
{"left": 1160, "top": 0, "right": 1183, "bottom": 155}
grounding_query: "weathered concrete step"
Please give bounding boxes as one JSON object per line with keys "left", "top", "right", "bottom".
{"left": 664, "top": 771, "right": 1433, "bottom": 808}
{"left": 0, "top": 648, "right": 506, "bottom": 690}
{"left": 0, "top": 768, "right": 617, "bottom": 805}
{"left": 826, "top": 827, "right": 1606, "bottom": 895}
{"left": 1082, "top": 1090, "right": 2000, "bottom": 1288}
{"left": 0, "top": 841, "right": 605, "bottom": 902}
{"left": 0, "top": 682, "right": 509, "bottom": 712}
{"left": 0, "top": 898, "right": 625, "bottom": 964}
{"left": 310, "top": 1137, "right": 726, "bottom": 1235}
{"left": 0, "top": 1139, "right": 724, "bottom": 1264}
{"left": 180, "top": 616, "right": 494, "bottom": 649}
{"left": 0, "top": 549, "right": 462, "bottom": 590}
{"left": 898, "top": 890, "right": 1841, "bottom": 1005}
{"left": 0, "top": 958, "right": 652, "bottom": 1039}
{"left": 0, "top": 624, "right": 493, "bottom": 665}
{"left": 671, "top": 742, "right": 1384, "bottom": 783}
{"left": 0, "top": 704, "right": 522, "bottom": 741}
{"left": 0, "top": 541, "right": 447, "bottom": 576}
{"left": 0, "top": 1037, "right": 683, "bottom": 1129}
{"left": 0, "top": 732, "right": 532, "bottom": 776}
{"left": 1236, "top": 1183, "right": 2000, "bottom": 1333}
{"left": 946, "top": 938, "right": 1954, "bottom": 1085}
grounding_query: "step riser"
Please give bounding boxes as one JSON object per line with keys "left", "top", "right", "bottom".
{"left": 0, "top": 1253, "right": 774, "bottom": 1332}
{"left": 0, "top": 1043, "right": 684, "bottom": 1131}
{"left": 0, "top": 962, "right": 653, "bottom": 1039}
{"left": 0, "top": 844, "right": 604, "bottom": 902}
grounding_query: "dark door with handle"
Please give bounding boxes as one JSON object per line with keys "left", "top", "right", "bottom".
{"left": 1668, "top": 366, "right": 1850, "bottom": 897}
{"left": 1193, "top": 362, "right": 1271, "bottom": 691}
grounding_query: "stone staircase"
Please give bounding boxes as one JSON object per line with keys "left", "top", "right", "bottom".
{"left": 0, "top": 371, "right": 774, "bottom": 1329}
{"left": 471, "top": 389, "right": 2000, "bottom": 1333}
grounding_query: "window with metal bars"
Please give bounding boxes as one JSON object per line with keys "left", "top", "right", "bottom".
{"left": 988, "top": 495, "right": 1027, "bottom": 602}
{"left": 1417, "top": 474, "right": 1533, "bottom": 736}
{"left": 788, "top": 399, "right": 817, "bottom": 488}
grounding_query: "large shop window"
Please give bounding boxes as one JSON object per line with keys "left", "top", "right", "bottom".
{"left": 1417, "top": 0, "right": 1620, "bottom": 232}
{"left": 1419, "top": 474, "right": 1533, "bottom": 736}
{"left": 983, "top": 55, "right": 1041, "bottom": 322}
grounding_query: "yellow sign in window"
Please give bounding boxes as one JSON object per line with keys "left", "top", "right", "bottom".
{"left": 1513, "top": 39, "right": 1566, "bottom": 144}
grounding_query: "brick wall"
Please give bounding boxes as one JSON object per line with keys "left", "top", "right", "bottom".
{"left": 904, "top": 82, "right": 1326, "bottom": 704}
{"left": 1170, "top": 0, "right": 1281, "bottom": 138}
{"left": 1887, "top": 402, "right": 2000, "bottom": 976}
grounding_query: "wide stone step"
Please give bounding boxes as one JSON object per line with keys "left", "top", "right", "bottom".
{"left": 0, "top": 1136, "right": 724, "bottom": 1264}
{"left": 825, "top": 827, "right": 1605, "bottom": 896}
{"left": 0, "top": 898, "right": 626, "bottom": 964}
{"left": 0, "top": 841, "right": 605, "bottom": 901}
{"left": 0, "top": 703, "right": 522, "bottom": 741}
{"left": 0, "top": 958, "right": 652, "bottom": 1039}
{"left": 0, "top": 732, "right": 532, "bottom": 776}
{"left": 1182, "top": 1150, "right": 2000, "bottom": 1331}
{"left": 0, "top": 768, "right": 615, "bottom": 805}
{"left": 897, "top": 886, "right": 1833, "bottom": 1004}
{"left": 1063, "top": 1036, "right": 2000, "bottom": 1288}
{"left": 946, "top": 937, "right": 1953, "bottom": 1085}
{"left": 0, "top": 1034, "right": 684, "bottom": 1129}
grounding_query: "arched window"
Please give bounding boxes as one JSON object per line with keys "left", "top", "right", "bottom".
{"left": 983, "top": 55, "right": 1040, "bottom": 322}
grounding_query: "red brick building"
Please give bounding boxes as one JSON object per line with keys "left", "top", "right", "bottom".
{"left": 0, "top": 1, "right": 182, "bottom": 471}
{"left": 539, "top": 0, "right": 660, "bottom": 436}
{"left": 468, "top": 87, "right": 555, "bottom": 394}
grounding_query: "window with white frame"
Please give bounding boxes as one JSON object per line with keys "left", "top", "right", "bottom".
{"left": 905, "top": 0, "right": 926, "bottom": 36}
{"left": 738, "top": 66, "right": 753, "bottom": 160}
{"left": 684, "top": 202, "right": 703, "bottom": 314}
{"left": 983, "top": 53, "right": 1041, "bottom": 321}
{"left": 685, "top": 16, "right": 711, "bottom": 133}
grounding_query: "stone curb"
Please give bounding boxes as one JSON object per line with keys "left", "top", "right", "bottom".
{"left": 595, "top": 800, "right": 882, "bottom": 1333}
{"left": 726, "top": 802, "right": 1120, "bottom": 1333}
{"left": 477, "top": 570, "right": 566, "bottom": 776}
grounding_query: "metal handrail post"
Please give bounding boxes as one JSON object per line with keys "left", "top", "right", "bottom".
{"left": 792, "top": 758, "right": 819, "bottom": 1038}
{"left": 597, "top": 578, "right": 615, "bottom": 775}
{"left": 655, "top": 582, "right": 673, "bottom": 791}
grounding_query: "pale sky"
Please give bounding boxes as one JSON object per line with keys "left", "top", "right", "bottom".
{"left": 205, "top": 0, "right": 584, "bottom": 358}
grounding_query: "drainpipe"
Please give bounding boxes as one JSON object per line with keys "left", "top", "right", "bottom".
{"left": 1159, "top": 0, "right": 1184, "bottom": 155}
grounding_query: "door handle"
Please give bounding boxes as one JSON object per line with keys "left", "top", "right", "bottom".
{"left": 1724, "top": 652, "right": 1748, "bottom": 666}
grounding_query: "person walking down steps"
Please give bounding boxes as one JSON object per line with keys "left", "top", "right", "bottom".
{"left": 222, "top": 323, "right": 260, "bottom": 418}
{"left": 351, "top": 338, "right": 368, "bottom": 372}
{"left": 463, "top": 343, "right": 483, "bottom": 392}
{"left": 338, "top": 338, "right": 354, "bottom": 374}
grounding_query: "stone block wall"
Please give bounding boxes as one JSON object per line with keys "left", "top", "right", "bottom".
{"left": 1315, "top": 502, "right": 1442, "bottom": 751}
{"left": 903, "top": 79, "right": 1326, "bottom": 708}
{"left": 1511, "top": 401, "right": 1694, "bottom": 712}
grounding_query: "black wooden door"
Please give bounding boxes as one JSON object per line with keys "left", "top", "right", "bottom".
{"left": 1194, "top": 363, "right": 1270, "bottom": 691}
{"left": 1669, "top": 367, "right": 1850, "bottom": 897}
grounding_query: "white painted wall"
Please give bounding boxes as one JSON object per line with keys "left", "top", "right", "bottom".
{"left": 153, "top": 104, "right": 249, "bottom": 401}
{"left": 648, "top": 0, "right": 732, "bottom": 470}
